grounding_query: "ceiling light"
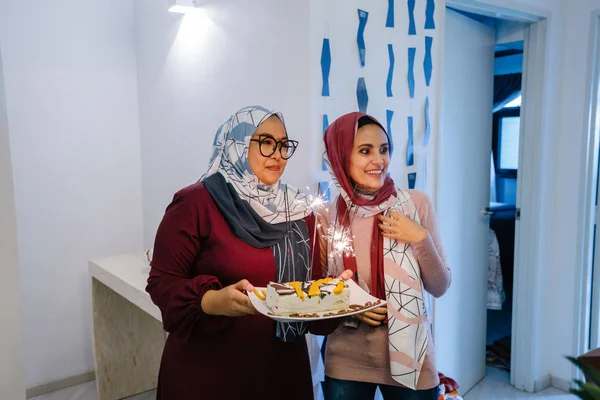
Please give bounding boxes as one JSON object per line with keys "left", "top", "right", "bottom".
{"left": 168, "top": 0, "right": 201, "bottom": 14}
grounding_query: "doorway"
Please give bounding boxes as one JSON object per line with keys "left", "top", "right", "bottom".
{"left": 486, "top": 39, "right": 523, "bottom": 377}
{"left": 435, "top": 1, "right": 548, "bottom": 395}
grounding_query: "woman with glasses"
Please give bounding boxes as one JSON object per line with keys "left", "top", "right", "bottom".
{"left": 146, "top": 106, "right": 341, "bottom": 400}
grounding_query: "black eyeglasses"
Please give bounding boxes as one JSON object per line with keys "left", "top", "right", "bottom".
{"left": 250, "top": 135, "right": 299, "bottom": 160}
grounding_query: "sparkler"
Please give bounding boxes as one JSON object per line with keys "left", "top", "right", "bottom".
{"left": 297, "top": 186, "right": 329, "bottom": 212}
{"left": 307, "top": 193, "right": 326, "bottom": 210}
{"left": 295, "top": 185, "right": 332, "bottom": 275}
{"left": 325, "top": 226, "right": 355, "bottom": 260}
{"left": 297, "top": 182, "right": 356, "bottom": 271}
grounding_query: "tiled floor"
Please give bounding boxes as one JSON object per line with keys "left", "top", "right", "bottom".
{"left": 29, "top": 381, "right": 155, "bottom": 400}
{"left": 464, "top": 367, "right": 576, "bottom": 400}
{"left": 29, "top": 368, "right": 575, "bottom": 400}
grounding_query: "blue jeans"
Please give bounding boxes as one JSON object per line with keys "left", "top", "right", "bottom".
{"left": 323, "top": 376, "right": 439, "bottom": 400}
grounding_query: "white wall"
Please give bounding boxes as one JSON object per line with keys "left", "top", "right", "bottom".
{"left": 309, "top": 0, "right": 443, "bottom": 197}
{"left": 0, "top": 0, "right": 144, "bottom": 388}
{"left": 0, "top": 48, "right": 26, "bottom": 400}
{"left": 550, "top": 0, "right": 600, "bottom": 385}
{"left": 135, "top": 0, "right": 313, "bottom": 248}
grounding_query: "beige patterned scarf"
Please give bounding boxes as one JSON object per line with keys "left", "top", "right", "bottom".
{"left": 327, "top": 188, "right": 429, "bottom": 389}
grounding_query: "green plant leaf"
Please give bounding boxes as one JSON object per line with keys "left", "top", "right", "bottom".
{"left": 580, "top": 382, "right": 600, "bottom": 399}
{"left": 575, "top": 379, "right": 588, "bottom": 388}
{"left": 568, "top": 356, "right": 600, "bottom": 386}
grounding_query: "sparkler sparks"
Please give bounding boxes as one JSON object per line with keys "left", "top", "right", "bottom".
{"left": 326, "top": 226, "right": 355, "bottom": 259}
{"left": 307, "top": 194, "right": 326, "bottom": 210}
{"left": 297, "top": 187, "right": 329, "bottom": 212}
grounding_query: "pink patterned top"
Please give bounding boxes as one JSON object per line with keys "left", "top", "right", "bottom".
{"left": 321, "top": 190, "right": 452, "bottom": 390}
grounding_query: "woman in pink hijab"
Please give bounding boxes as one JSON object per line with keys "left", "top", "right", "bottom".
{"left": 321, "top": 112, "right": 452, "bottom": 400}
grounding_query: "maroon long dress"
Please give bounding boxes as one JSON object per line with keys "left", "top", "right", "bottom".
{"left": 147, "top": 182, "right": 330, "bottom": 400}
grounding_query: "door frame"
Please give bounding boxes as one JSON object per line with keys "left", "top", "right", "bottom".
{"left": 439, "top": 0, "right": 549, "bottom": 393}
{"left": 575, "top": 9, "right": 600, "bottom": 388}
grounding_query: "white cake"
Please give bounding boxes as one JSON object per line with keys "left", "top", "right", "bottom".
{"left": 265, "top": 278, "right": 350, "bottom": 316}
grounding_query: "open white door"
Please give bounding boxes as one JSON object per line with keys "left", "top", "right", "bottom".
{"left": 434, "top": 8, "right": 495, "bottom": 393}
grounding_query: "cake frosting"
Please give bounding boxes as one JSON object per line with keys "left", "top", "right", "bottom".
{"left": 265, "top": 278, "right": 350, "bottom": 315}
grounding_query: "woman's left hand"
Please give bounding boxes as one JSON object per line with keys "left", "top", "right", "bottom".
{"left": 378, "top": 210, "right": 428, "bottom": 244}
{"left": 337, "top": 269, "right": 353, "bottom": 280}
{"left": 355, "top": 307, "right": 387, "bottom": 327}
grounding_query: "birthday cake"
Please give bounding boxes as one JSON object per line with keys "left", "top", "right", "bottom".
{"left": 265, "top": 278, "right": 350, "bottom": 316}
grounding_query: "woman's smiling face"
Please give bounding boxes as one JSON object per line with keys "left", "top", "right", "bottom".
{"left": 247, "top": 115, "right": 288, "bottom": 185}
{"left": 348, "top": 123, "right": 390, "bottom": 194}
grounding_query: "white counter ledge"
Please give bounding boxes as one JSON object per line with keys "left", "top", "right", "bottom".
{"left": 89, "top": 253, "right": 165, "bottom": 400}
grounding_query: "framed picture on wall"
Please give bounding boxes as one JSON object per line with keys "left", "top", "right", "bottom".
{"left": 492, "top": 107, "right": 520, "bottom": 178}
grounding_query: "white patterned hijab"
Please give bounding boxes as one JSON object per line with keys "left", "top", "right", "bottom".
{"left": 202, "top": 106, "right": 313, "bottom": 342}
{"left": 201, "top": 105, "right": 311, "bottom": 224}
